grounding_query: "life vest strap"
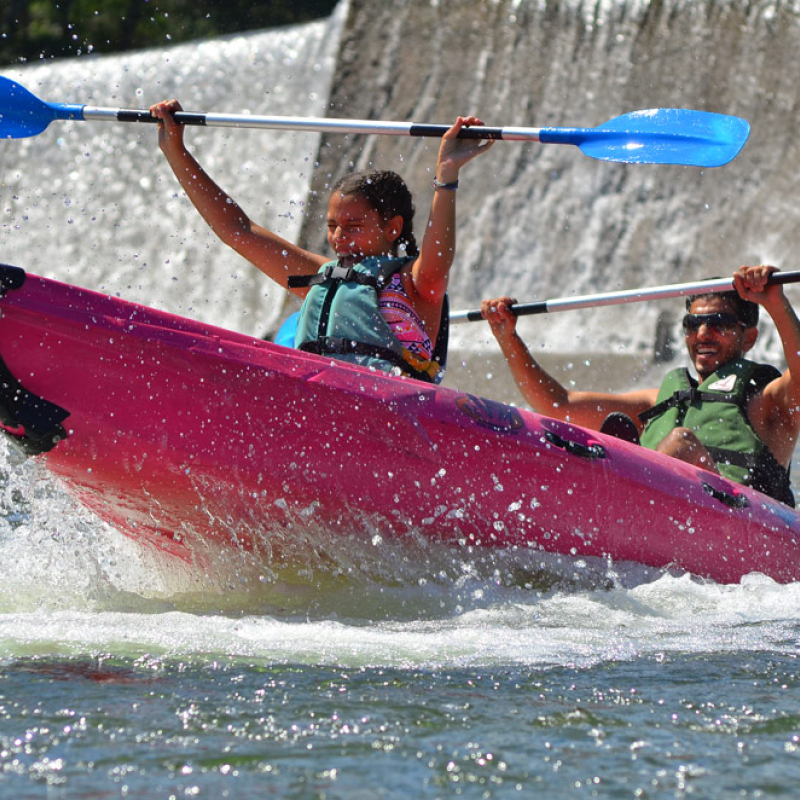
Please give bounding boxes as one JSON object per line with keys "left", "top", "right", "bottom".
{"left": 639, "top": 388, "right": 738, "bottom": 424}
{"left": 298, "top": 337, "right": 440, "bottom": 382}
{"left": 705, "top": 446, "right": 758, "bottom": 471}
{"left": 288, "top": 259, "right": 404, "bottom": 290}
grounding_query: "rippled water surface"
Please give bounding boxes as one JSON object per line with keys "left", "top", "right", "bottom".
{"left": 3, "top": 651, "right": 800, "bottom": 799}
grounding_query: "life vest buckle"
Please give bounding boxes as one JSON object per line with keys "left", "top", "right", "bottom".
{"left": 325, "top": 263, "right": 354, "bottom": 282}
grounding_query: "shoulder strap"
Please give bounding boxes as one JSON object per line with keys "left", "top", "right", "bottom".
{"left": 376, "top": 257, "right": 411, "bottom": 285}
{"left": 638, "top": 362, "right": 778, "bottom": 425}
{"left": 744, "top": 363, "right": 781, "bottom": 402}
{"left": 287, "top": 258, "right": 409, "bottom": 290}
{"left": 638, "top": 368, "right": 696, "bottom": 424}
{"left": 430, "top": 294, "right": 449, "bottom": 382}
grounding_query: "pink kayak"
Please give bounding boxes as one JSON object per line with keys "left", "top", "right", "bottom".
{"left": 0, "top": 265, "right": 798, "bottom": 584}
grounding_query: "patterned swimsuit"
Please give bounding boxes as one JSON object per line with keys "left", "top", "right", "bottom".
{"left": 378, "top": 273, "right": 433, "bottom": 362}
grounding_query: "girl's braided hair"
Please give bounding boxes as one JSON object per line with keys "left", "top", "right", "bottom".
{"left": 331, "top": 170, "right": 418, "bottom": 257}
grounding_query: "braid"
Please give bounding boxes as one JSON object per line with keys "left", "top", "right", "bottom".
{"left": 332, "top": 170, "right": 418, "bottom": 257}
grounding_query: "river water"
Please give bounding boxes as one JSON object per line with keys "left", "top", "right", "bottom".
{"left": 2, "top": 2, "right": 800, "bottom": 797}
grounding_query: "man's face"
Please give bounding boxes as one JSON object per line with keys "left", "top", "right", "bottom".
{"left": 684, "top": 296, "right": 753, "bottom": 380}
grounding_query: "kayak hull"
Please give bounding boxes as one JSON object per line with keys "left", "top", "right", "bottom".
{"left": 1, "top": 268, "right": 799, "bottom": 584}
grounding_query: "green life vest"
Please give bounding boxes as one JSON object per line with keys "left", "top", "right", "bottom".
{"left": 288, "top": 256, "right": 447, "bottom": 383}
{"left": 638, "top": 358, "right": 795, "bottom": 506}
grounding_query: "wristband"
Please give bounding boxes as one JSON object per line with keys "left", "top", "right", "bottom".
{"left": 432, "top": 178, "right": 459, "bottom": 191}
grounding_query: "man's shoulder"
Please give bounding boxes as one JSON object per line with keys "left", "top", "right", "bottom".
{"left": 738, "top": 361, "right": 783, "bottom": 409}
{"left": 744, "top": 362, "right": 794, "bottom": 436}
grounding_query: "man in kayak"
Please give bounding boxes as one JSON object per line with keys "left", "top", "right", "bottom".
{"left": 481, "top": 265, "right": 800, "bottom": 505}
{"left": 150, "top": 100, "right": 493, "bottom": 383}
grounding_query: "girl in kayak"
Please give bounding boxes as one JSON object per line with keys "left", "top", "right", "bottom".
{"left": 150, "top": 100, "right": 493, "bottom": 381}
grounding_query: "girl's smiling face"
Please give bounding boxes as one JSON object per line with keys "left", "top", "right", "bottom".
{"left": 326, "top": 192, "right": 401, "bottom": 265}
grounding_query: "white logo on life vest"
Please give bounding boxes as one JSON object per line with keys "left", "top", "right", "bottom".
{"left": 708, "top": 374, "right": 737, "bottom": 392}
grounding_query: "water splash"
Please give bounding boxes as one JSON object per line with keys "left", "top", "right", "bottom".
{"left": 0, "top": 10, "right": 345, "bottom": 339}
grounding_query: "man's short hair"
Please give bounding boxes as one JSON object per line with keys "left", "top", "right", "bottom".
{"left": 685, "top": 285, "right": 759, "bottom": 327}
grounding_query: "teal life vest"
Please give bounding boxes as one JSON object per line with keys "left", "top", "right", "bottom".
{"left": 288, "top": 256, "right": 447, "bottom": 383}
{"left": 638, "top": 358, "right": 795, "bottom": 506}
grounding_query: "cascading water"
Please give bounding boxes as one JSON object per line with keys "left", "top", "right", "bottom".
{"left": 1, "top": 8, "right": 345, "bottom": 340}
{"left": 5, "top": 1, "right": 800, "bottom": 366}
{"left": 303, "top": 0, "right": 800, "bottom": 365}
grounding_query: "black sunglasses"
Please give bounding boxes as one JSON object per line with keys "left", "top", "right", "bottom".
{"left": 682, "top": 312, "right": 744, "bottom": 334}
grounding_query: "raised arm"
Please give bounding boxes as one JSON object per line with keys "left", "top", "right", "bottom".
{"left": 734, "top": 264, "right": 800, "bottom": 464}
{"left": 150, "top": 99, "right": 325, "bottom": 293}
{"left": 482, "top": 297, "right": 658, "bottom": 429}
{"left": 411, "top": 116, "right": 494, "bottom": 306}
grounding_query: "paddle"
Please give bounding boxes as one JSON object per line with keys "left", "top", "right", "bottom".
{"left": 450, "top": 271, "right": 800, "bottom": 324}
{"left": 0, "top": 75, "right": 750, "bottom": 167}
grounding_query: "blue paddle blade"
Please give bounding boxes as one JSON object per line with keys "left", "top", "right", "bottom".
{"left": 0, "top": 77, "right": 82, "bottom": 139}
{"left": 540, "top": 108, "right": 751, "bottom": 167}
{"left": 0, "top": 78, "right": 53, "bottom": 138}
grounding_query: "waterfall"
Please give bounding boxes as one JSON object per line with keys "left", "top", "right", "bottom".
{"left": 303, "top": 0, "right": 800, "bottom": 364}
{"left": 1, "top": 7, "right": 346, "bottom": 338}
{"left": 3, "top": 0, "right": 799, "bottom": 363}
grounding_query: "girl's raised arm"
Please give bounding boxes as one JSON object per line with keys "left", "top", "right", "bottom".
{"left": 411, "top": 115, "right": 493, "bottom": 307}
{"left": 151, "top": 99, "right": 326, "bottom": 293}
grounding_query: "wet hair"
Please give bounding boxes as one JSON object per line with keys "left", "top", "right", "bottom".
{"left": 685, "top": 284, "right": 759, "bottom": 328}
{"left": 331, "top": 170, "right": 418, "bottom": 257}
